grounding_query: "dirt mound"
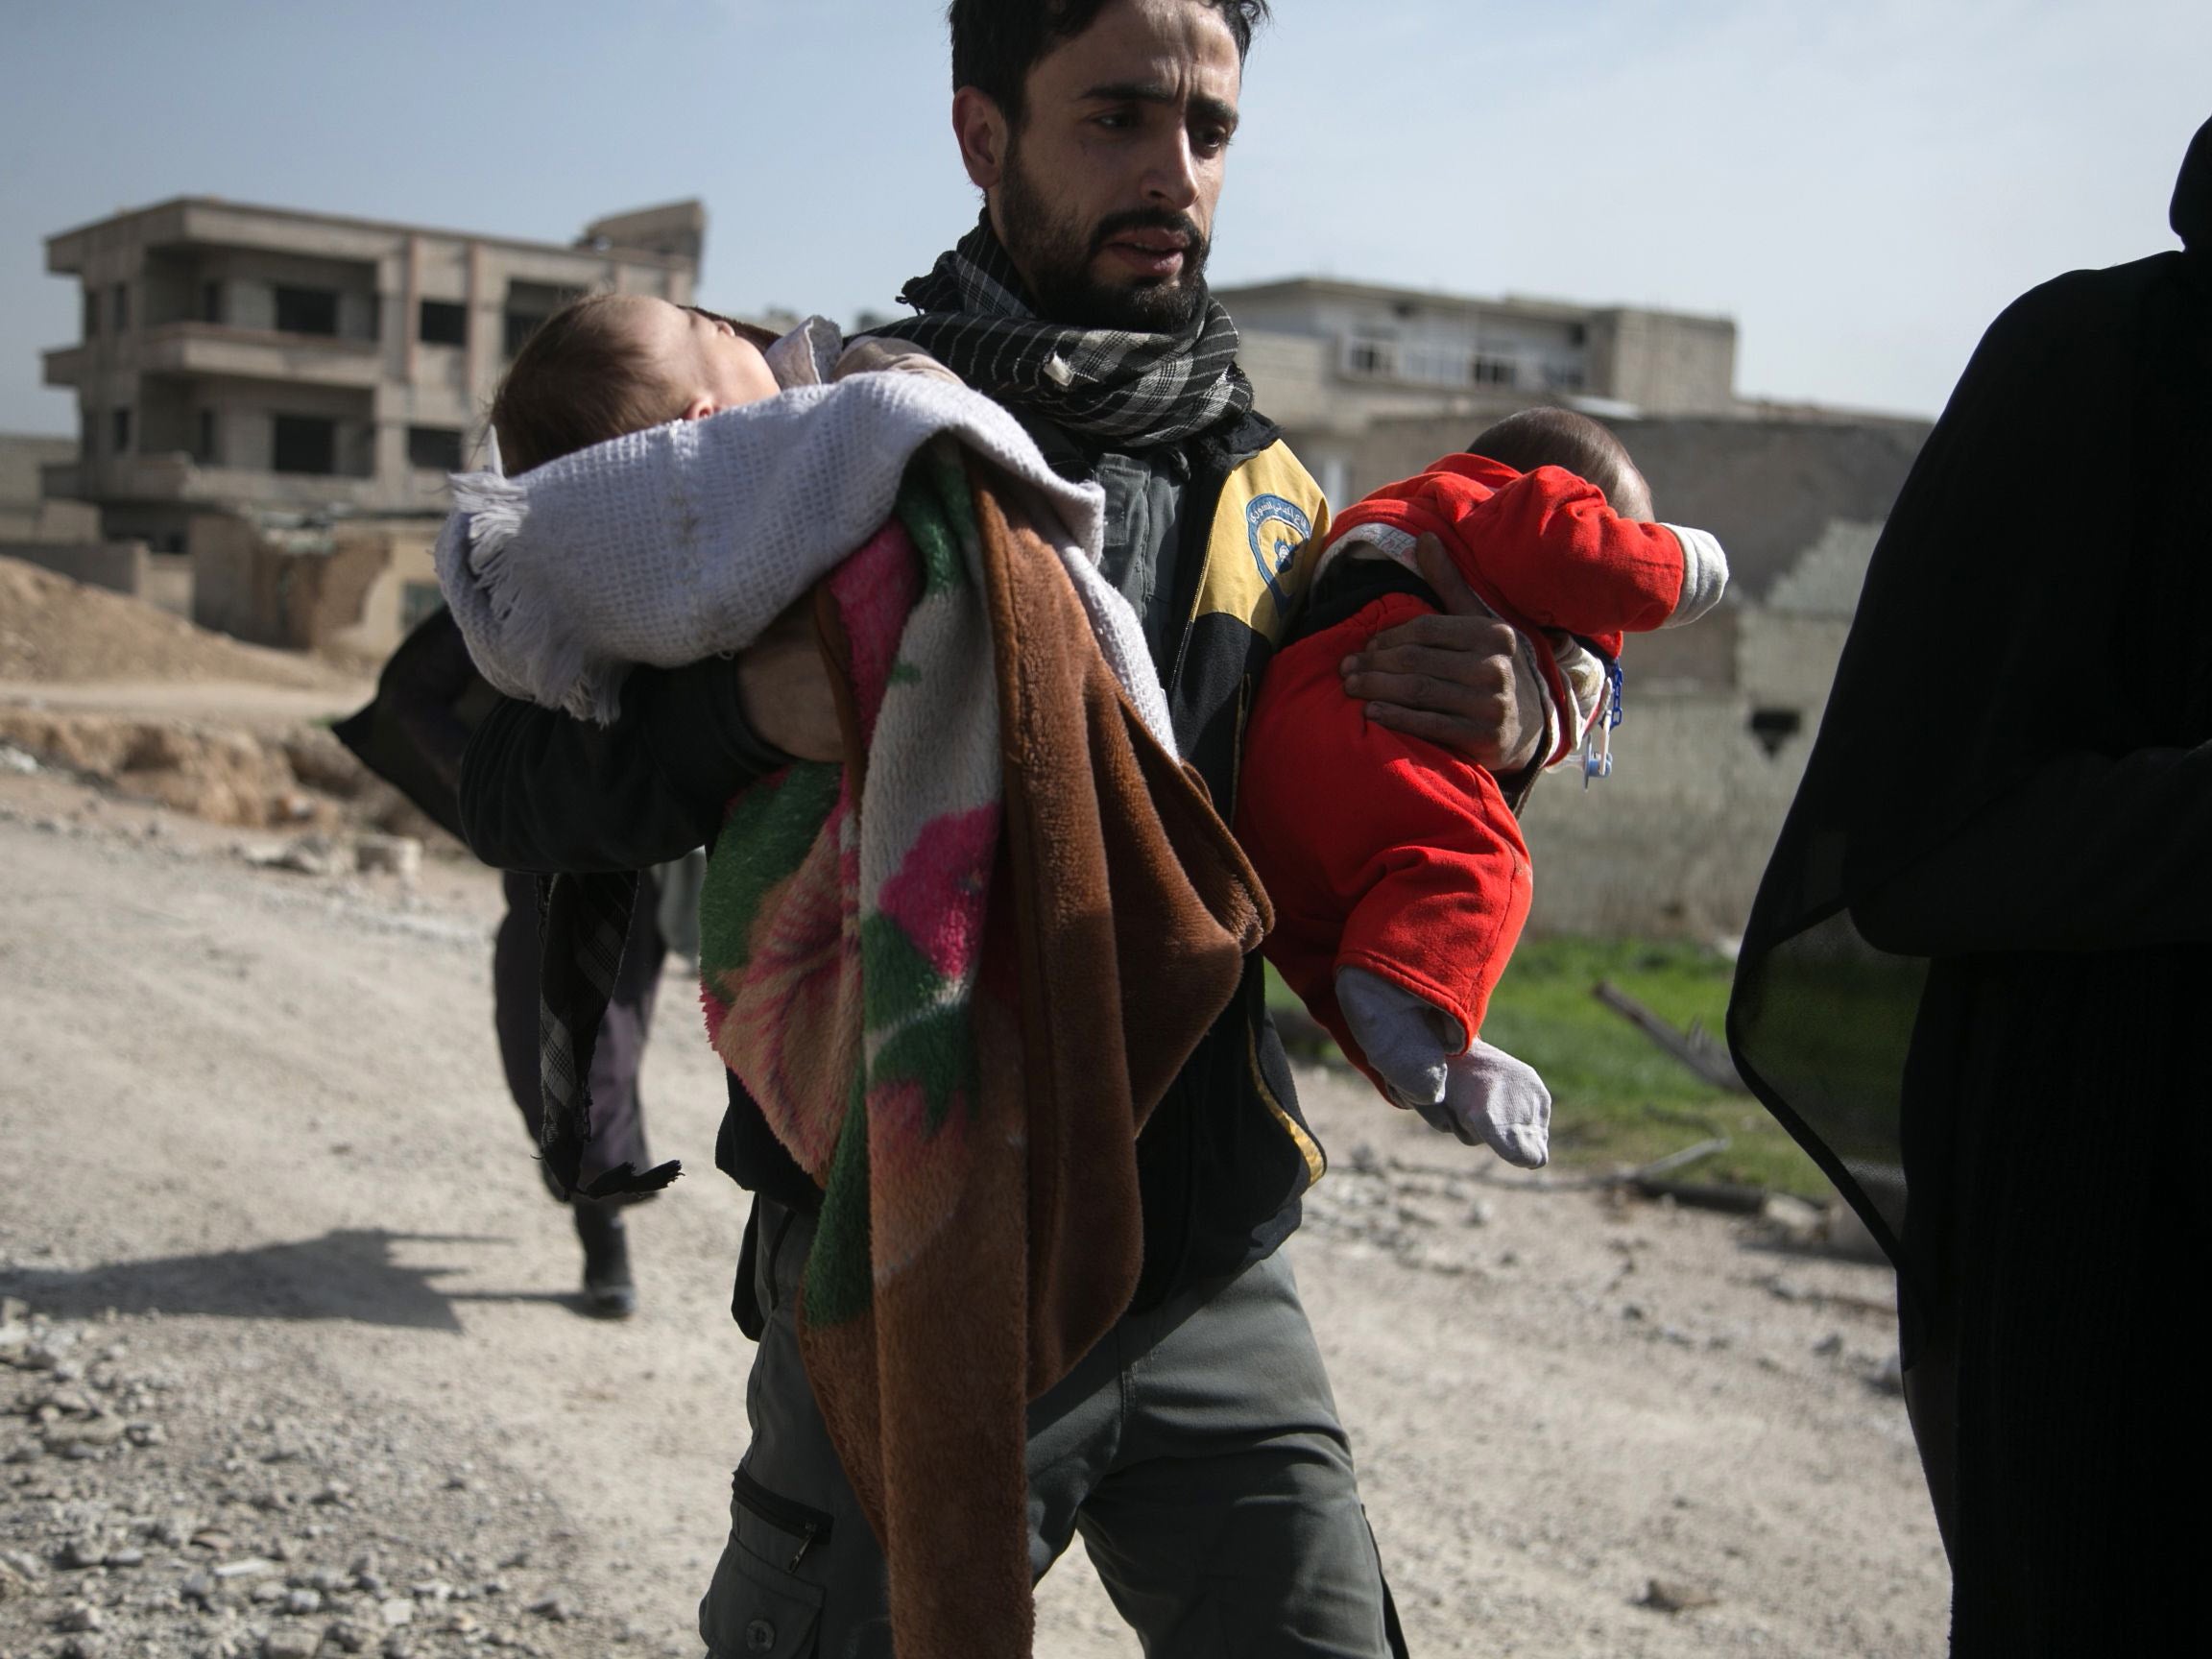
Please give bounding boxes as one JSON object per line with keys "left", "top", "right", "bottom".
{"left": 0, "top": 708, "right": 445, "bottom": 839}
{"left": 0, "top": 555, "right": 353, "bottom": 688}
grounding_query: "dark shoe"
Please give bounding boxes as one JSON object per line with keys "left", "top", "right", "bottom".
{"left": 573, "top": 1203, "right": 637, "bottom": 1319}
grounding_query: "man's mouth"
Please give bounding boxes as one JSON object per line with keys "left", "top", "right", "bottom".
{"left": 1100, "top": 228, "right": 1190, "bottom": 279}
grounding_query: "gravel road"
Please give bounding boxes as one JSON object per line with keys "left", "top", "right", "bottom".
{"left": 0, "top": 780, "right": 1949, "bottom": 1659}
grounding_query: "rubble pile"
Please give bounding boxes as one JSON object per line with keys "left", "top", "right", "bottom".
{"left": 1, "top": 1301, "right": 654, "bottom": 1659}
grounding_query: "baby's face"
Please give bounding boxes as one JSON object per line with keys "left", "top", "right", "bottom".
{"left": 622, "top": 296, "right": 780, "bottom": 421}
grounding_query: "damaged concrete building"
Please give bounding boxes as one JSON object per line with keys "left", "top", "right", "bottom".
{"left": 36, "top": 196, "right": 703, "bottom": 653}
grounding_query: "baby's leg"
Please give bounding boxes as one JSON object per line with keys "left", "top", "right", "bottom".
{"left": 1432, "top": 1042, "right": 1551, "bottom": 1167}
{"left": 1336, "top": 967, "right": 1550, "bottom": 1167}
{"left": 1334, "top": 965, "right": 1461, "bottom": 1109}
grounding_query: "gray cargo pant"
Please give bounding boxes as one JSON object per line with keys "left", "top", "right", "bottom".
{"left": 699, "top": 1200, "right": 1394, "bottom": 1658}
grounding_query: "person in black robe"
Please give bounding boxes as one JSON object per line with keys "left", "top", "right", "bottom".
{"left": 1728, "top": 116, "right": 2211, "bottom": 1652}
{"left": 335, "top": 610, "right": 666, "bottom": 1317}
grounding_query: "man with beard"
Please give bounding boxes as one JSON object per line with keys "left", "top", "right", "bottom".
{"left": 460, "top": 3, "right": 1540, "bottom": 1651}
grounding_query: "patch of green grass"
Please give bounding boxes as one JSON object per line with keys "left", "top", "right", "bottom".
{"left": 1266, "top": 938, "right": 1833, "bottom": 1201}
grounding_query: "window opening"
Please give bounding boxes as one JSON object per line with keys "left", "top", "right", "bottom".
{"left": 271, "top": 414, "right": 338, "bottom": 475}
{"left": 418, "top": 300, "right": 468, "bottom": 347}
{"left": 274, "top": 286, "right": 341, "bottom": 336}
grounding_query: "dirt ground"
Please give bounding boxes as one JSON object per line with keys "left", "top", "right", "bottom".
{"left": 0, "top": 753, "right": 1951, "bottom": 1659}
{"left": 0, "top": 570, "right": 1948, "bottom": 1657}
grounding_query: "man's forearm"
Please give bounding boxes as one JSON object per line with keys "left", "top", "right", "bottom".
{"left": 459, "top": 659, "right": 790, "bottom": 873}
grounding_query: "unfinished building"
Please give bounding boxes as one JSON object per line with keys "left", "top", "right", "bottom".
{"left": 36, "top": 197, "right": 702, "bottom": 651}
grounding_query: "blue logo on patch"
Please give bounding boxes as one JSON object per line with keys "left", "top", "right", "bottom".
{"left": 1245, "top": 493, "right": 1311, "bottom": 612}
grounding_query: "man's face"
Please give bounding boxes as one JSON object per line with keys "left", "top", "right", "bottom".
{"left": 976, "top": 0, "right": 1242, "bottom": 330}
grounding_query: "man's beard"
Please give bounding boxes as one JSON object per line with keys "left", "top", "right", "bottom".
{"left": 997, "top": 142, "right": 1212, "bottom": 333}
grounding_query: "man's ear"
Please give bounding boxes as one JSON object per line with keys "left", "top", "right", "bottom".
{"left": 952, "top": 85, "right": 1009, "bottom": 191}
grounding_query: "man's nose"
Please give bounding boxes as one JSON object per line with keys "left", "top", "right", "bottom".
{"left": 1141, "top": 129, "right": 1201, "bottom": 210}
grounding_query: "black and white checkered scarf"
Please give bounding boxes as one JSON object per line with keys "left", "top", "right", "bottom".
{"left": 864, "top": 212, "right": 1252, "bottom": 449}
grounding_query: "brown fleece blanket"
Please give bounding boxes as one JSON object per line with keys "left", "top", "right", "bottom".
{"left": 696, "top": 449, "right": 1268, "bottom": 1658}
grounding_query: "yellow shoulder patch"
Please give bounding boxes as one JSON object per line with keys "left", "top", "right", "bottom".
{"left": 1191, "top": 442, "right": 1333, "bottom": 646}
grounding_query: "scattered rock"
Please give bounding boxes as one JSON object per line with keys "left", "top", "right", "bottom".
{"left": 238, "top": 835, "right": 340, "bottom": 878}
{"left": 57, "top": 1600, "right": 105, "bottom": 1631}
{"left": 354, "top": 834, "right": 421, "bottom": 879}
{"left": 1641, "top": 1577, "right": 1721, "bottom": 1613}
{"left": 529, "top": 1592, "right": 577, "bottom": 1623}
{"left": 1823, "top": 1201, "right": 1889, "bottom": 1264}
{"left": 1872, "top": 1351, "right": 1906, "bottom": 1396}
{"left": 262, "top": 1630, "right": 321, "bottom": 1659}
{"left": 1760, "top": 1192, "right": 1826, "bottom": 1246}
{"left": 378, "top": 1597, "right": 415, "bottom": 1628}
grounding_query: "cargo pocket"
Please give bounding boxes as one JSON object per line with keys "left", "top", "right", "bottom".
{"left": 699, "top": 1466, "right": 833, "bottom": 1658}
{"left": 700, "top": 1537, "right": 823, "bottom": 1658}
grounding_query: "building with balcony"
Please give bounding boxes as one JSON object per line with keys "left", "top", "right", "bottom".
{"left": 1217, "top": 277, "right": 1742, "bottom": 508}
{"left": 40, "top": 196, "right": 704, "bottom": 560}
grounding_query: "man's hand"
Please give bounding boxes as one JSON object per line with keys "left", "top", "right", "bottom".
{"left": 1338, "top": 532, "right": 1542, "bottom": 772}
{"left": 734, "top": 601, "right": 844, "bottom": 763}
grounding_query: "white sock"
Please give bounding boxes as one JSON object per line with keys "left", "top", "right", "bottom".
{"left": 1420, "top": 1041, "right": 1551, "bottom": 1168}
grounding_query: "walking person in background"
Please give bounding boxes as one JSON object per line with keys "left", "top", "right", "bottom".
{"left": 1728, "top": 115, "right": 2212, "bottom": 1654}
{"left": 335, "top": 608, "right": 667, "bottom": 1319}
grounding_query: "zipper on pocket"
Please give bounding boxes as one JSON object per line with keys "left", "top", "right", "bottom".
{"left": 732, "top": 1466, "right": 834, "bottom": 1573}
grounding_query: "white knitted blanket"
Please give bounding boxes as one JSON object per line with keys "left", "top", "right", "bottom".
{"left": 434, "top": 356, "right": 1175, "bottom": 748}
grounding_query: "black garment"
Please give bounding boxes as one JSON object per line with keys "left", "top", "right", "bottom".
{"left": 338, "top": 610, "right": 677, "bottom": 1204}
{"left": 1727, "top": 118, "right": 2212, "bottom": 1652}
{"left": 493, "top": 868, "right": 665, "bottom": 1199}
{"left": 331, "top": 608, "right": 494, "bottom": 840}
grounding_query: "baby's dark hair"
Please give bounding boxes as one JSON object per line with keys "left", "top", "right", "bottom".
{"left": 1466, "top": 408, "right": 1651, "bottom": 518}
{"left": 488, "top": 294, "right": 681, "bottom": 475}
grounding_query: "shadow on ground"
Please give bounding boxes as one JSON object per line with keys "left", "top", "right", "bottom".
{"left": 0, "top": 1228, "right": 565, "bottom": 1333}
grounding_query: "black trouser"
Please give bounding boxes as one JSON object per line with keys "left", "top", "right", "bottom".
{"left": 493, "top": 868, "right": 665, "bottom": 1196}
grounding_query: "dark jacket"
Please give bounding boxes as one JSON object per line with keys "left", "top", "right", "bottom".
{"left": 460, "top": 404, "right": 1334, "bottom": 1310}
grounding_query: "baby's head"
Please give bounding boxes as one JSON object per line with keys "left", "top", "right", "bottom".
{"left": 489, "top": 295, "right": 781, "bottom": 473}
{"left": 1466, "top": 408, "right": 1653, "bottom": 521}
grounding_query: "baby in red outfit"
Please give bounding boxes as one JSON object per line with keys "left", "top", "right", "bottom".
{"left": 1237, "top": 409, "right": 1728, "bottom": 1166}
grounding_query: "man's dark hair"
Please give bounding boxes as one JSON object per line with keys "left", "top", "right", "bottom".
{"left": 949, "top": 0, "right": 1270, "bottom": 126}
{"left": 1466, "top": 407, "right": 1651, "bottom": 517}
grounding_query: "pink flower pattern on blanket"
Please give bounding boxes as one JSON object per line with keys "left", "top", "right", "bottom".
{"left": 874, "top": 806, "right": 998, "bottom": 985}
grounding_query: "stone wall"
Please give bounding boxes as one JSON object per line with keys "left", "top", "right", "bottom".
{"left": 1519, "top": 687, "right": 1806, "bottom": 940}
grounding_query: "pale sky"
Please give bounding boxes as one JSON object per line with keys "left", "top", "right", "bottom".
{"left": 3, "top": 0, "right": 2205, "bottom": 434}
